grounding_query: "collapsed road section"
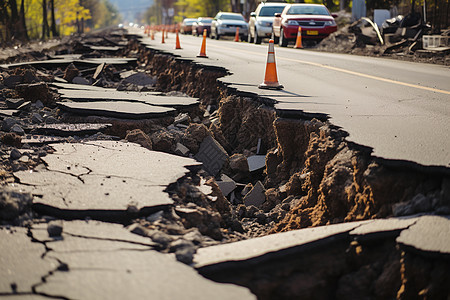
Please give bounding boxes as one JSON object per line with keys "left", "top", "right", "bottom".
{"left": 0, "top": 27, "right": 449, "bottom": 299}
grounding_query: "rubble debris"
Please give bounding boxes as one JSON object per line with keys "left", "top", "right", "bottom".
{"left": 195, "top": 135, "right": 229, "bottom": 176}
{"left": 247, "top": 155, "right": 266, "bottom": 172}
{"left": 47, "top": 220, "right": 63, "bottom": 237}
{"left": 216, "top": 174, "right": 237, "bottom": 197}
{"left": 243, "top": 181, "right": 266, "bottom": 207}
{"left": 125, "top": 129, "right": 153, "bottom": 150}
{"left": 0, "top": 188, "right": 33, "bottom": 222}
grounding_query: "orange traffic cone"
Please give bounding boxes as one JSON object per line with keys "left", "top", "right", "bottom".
{"left": 175, "top": 29, "right": 182, "bottom": 49}
{"left": 151, "top": 28, "right": 155, "bottom": 40}
{"left": 258, "top": 39, "right": 283, "bottom": 90}
{"left": 161, "top": 29, "right": 165, "bottom": 43}
{"left": 234, "top": 27, "right": 240, "bottom": 42}
{"left": 197, "top": 29, "right": 208, "bottom": 58}
{"left": 294, "top": 26, "right": 303, "bottom": 49}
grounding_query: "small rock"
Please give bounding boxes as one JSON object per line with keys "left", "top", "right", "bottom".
{"left": 281, "top": 203, "right": 291, "bottom": 211}
{"left": 246, "top": 205, "right": 260, "bottom": 218}
{"left": 34, "top": 100, "right": 44, "bottom": 109}
{"left": 170, "top": 239, "right": 196, "bottom": 265}
{"left": 150, "top": 231, "right": 173, "bottom": 248}
{"left": 17, "top": 101, "right": 31, "bottom": 111}
{"left": 47, "top": 220, "right": 63, "bottom": 237}
{"left": 216, "top": 174, "right": 237, "bottom": 197}
{"left": 3, "top": 75, "right": 23, "bottom": 88}
{"left": 174, "top": 113, "right": 190, "bottom": 125}
{"left": 174, "top": 143, "right": 190, "bottom": 157}
{"left": 72, "top": 76, "right": 90, "bottom": 85}
{"left": 10, "top": 148, "right": 22, "bottom": 160}
{"left": 247, "top": 155, "right": 266, "bottom": 172}
{"left": 0, "top": 189, "right": 33, "bottom": 221}
{"left": 146, "top": 211, "right": 164, "bottom": 222}
{"left": 128, "top": 223, "right": 151, "bottom": 237}
{"left": 63, "top": 63, "right": 79, "bottom": 82}
{"left": 229, "top": 154, "right": 249, "bottom": 173}
{"left": 31, "top": 113, "right": 44, "bottom": 124}
{"left": 2, "top": 118, "right": 17, "bottom": 131}
{"left": 10, "top": 124, "right": 25, "bottom": 136}
{"left": 182, "top": 229, "right": 204, "bottom": 245}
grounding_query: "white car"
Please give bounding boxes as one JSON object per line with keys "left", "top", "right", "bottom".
{"left": 248, "top": 2, "right": 287, "bottom": 44}
{"left": 211, "top": 12, "right": 248, "bottom": 40}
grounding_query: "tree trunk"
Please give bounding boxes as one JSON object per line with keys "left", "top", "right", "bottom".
{"left": 42, "top": 0, "right": 50, "bottom": 39}
{"left": 50, "top": 0, "right": 58, "bottom": 37}
{"left": 19, "top": 0, "right": 29, "bottom": 41}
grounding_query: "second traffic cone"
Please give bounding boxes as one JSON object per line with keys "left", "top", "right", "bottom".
{"left": 294, "top": 26, "right": 303, "bottom": 49}
{"left": 258, "top": 39, "right": 283, "bottom": 90}
{"left": 151, "top": 28, "right": 155, "bottom": 40}
{"left": 197, "top": 29, "right": 208, "bottom": 58}
{"left": 175, "top": 29, "right": 182, "bottom": 49}
{"left": 161, "top": 29, "right": 165, "bottom": 43}
{"left": 234, "top": 27, "right": 240, "bottom": 42}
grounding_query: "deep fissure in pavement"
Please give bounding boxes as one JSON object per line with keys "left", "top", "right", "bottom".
{"left": 0, "top": 28, "right": 449, "bottom": 299}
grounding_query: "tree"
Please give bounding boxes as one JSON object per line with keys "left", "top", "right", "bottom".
{"left": 50, "top": 0, "right": 58, "bottom": 37}
{"left": 42, "top": 0, "right": 50, "bottom": 38}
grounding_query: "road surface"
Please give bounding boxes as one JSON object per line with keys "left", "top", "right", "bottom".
{"left": 133, "top": 29, "right": 450, "bottom": 171}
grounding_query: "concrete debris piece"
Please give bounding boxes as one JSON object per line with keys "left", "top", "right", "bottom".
{"left": 247, "top": 155, "right": 266, "bottom": 172}
{"left": 93, "top": 62, "right": 106, "bottom": 80}
{"left": 11, "top": 141, "right": 200, "bottom": 215}
{"left": 3, "top": 75, "right": 23, "bottom": 88}
{"left": 72, "top": 76, "right": 90, "bottom": 85}
{"left": 396, "top": 215, "right": 450, "bottom": 255}
{"left": 119, "top": 70, "right": 137, "bottom": 79}
{"left": 195, "top": 135, "right": 228, "bottom": 176}
{"left": 122, "top": 72, "right": 157, "bottom": 86}
{"left": 47, "top": 220, "right": 63, "bottom": 237}
{"left": 31, "top": 113, "right": 44, "bottom": 124}
{"left": 194, "top": 220, "right": 369, "bottom": 269}
{"left": 57, "top": 89, "right": 198, "bottom": 108}
{"left": 6, "top": 98, "right": 25, "bottom": 109}
{"left": 229, "top": 154, "right": 249, "bottom": 173}
{"left": 63, "top": 63, "right": 79, "bottom": 82}
{"left": 0, "top": 109, "right": 19, "bottom": 117}
{"left": 175, "top": 142, "right": 190, "bottom": 157}
{"left": 57, "top": 101, "right": 175, "bottom": 119}
{"left": 174, "top": 113, "right": 191, "bottom": 125}
{"left": 0, "top": 227, "right": 57, "bottom": 293}
{"left": 216, "top": 174, "right": 237, "bottom": 197}
{"left": 10, "top": 124, "right": 25, "bottom": 136}
{"left": 17, "top": 101, "right": 31, "bottom": 111}
{"left": 28, "top": 123, "right": 112, "bottom": 137}
{"left": 243, "top": 181, "right": 266, "bottom": 207}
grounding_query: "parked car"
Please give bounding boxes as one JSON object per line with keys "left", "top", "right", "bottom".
{"left": 180, "top": 18, "right": 197, "bottom": 34}
{"left": 210, "top": 12, "right": 248, "bottom": 40}
{"left": 192, "top": 17, "right": 213, "bottom": 36}
{"left": 248, "top": 2, "right": 287, "bottom": 44}
{"left": 272, "top": 4, "right": 337, "bottom": 46}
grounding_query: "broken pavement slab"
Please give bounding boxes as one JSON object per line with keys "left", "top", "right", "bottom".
{"left": 57, "top": 89, "right": 198, "bottom": 108}
{"left": 216, "top": 174, "right": 237, "bottom": 197}
{"left": 11, "top": 141, "right": 201, "bottom": 219}
{"left": 26, "top": 123, "right": 112, "bottom": 137}
{"left": 194, "top": 220, "right": 371, "bottom": 271}
{"left": 247, "top": 155, "right": 266, "bottom": 172}
{"left": 0, "top": 227, "right": 58, "bottom": 294}
{"left": 57, "top": 101, "right": 175, "bottom": 119}
{"left": 396, "top": 215, "right": 450, "bottom": 255}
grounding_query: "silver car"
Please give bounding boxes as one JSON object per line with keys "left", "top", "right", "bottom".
{"left": 248, "top": 2, "right": 287, "bottom": 44}
{"left": 211, "top": 12, "right": 249, "bottom": 40}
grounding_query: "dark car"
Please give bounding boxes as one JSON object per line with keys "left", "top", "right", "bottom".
{"left": 210, "top": 12, "right": 248, "bottom": 40}
{"left": 180, "top": 18, "right": 197, "bottom": 34}
{"left": 192, "top": 17, "right": 213, "bottom": 36}
{"left": 272, "top": 4, "right": 337, "bottom": 46}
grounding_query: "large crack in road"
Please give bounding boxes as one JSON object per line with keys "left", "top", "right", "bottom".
{"left": 0, "top": 27, "right": 449, "bottom": 299}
